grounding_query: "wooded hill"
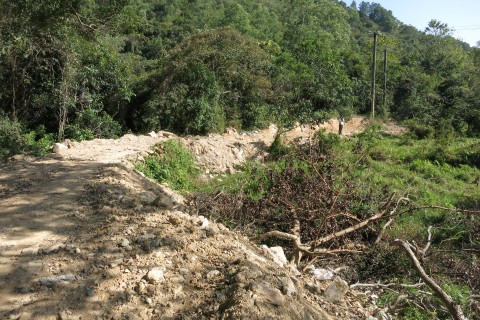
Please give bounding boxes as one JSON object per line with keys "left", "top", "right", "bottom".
{"left": 1, "top": 0, "right": 479, "bottom": 146}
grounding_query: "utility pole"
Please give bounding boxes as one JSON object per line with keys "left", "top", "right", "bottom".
{"left": 371, "top": 32, "right": 378, "bottom": 119}
{"left": 383, "top": 49, "right": 387, "bottom": 113}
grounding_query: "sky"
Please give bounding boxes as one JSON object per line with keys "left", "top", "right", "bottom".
{"left": 367, "top": 0, "right": 480, "bottom": 46}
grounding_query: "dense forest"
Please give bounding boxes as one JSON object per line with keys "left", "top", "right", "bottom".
{"left": 1, "top": 0, "right": 479, "bottom": 154}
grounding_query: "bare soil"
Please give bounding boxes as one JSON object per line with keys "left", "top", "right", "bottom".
{"left": 0, "top": 117, "right": 402, "bottom": 319}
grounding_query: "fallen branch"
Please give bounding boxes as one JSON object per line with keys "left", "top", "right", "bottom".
{"left": 350, "top": 281, "right": 425, "bottom": 289}
{"left": 374, "top": 218, "right": 394, "bottom": 244}
{"left": 395, "top": 239, "right": 468, "bottom": 320}
{"left": 416, "top": 205, "right": 480, "bottom": 215}
{"left": 312, "top": 193, "right": 397, "bottom": 246}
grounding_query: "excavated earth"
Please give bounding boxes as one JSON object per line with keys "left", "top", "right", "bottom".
{"left": 0, "top": 118, "right": 405, "bottom": 320}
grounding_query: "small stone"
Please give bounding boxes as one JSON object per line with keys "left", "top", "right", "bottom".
{"left": 311, "top": 268, "right": 334, "bottom": 281}
{"left": 42, "top": 243, "right": 65, "bottom": 254}
{"left": 21, "top": 247, "right": 39, "bottom": 255}
{"left": 305, "top": 283, "right": 322, "bottom": 295}
{"left": 178, "top": 268, "right": 190, "bottom": 275}
{"left": 146, "top": 267, "right": 165, "bottom": 283}
{"left": 39, "top": 274, "right": 75, "bottom": 287}
{"left": 86, "top": 287, "right": 95, "bottom": 296}
{"left": 119, "top": 238, "right": 130, "bottom": 247}
{"left": 266, "top": 246, "right": 288, "bottom": 266}
{"left": 206, "top": 270, "right": 220, "bottom": 279}
{"left": 52, "top": 143, "right": 68, "bottom": 154}
{"left": 324, "top": 276, "right": 349, "bottom": 303}
{"left": 145, "top": 297, "right": 153, "bottom": 305}
{"left": 18, "top": 312, "right": 33, "bottom": 320}
{"left": 148, "top": 131, "right": 158, "bottom": 138}
{"left": 74, "top": 247, "right": 81, "bottom": 254}
{"left": 200, "top": 218, "right": 209, "bottom": 229}
{"left": 135, "top": 281, "right": 146, "bottom": 294}
{"left": 281, "top": 277, "right": 297, "bottom": 296}
{"left": 252, "top": 282, "right": 285, "bottom": 306}
{"left": 110, "top": 258, "right": 124, "bottom": 267}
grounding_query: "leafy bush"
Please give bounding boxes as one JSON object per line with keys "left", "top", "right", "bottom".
{"left": 135, "top": 140, "right": 200, "bottom": 191}
{"left": 65, "top": 106, "right": 123, "bottom": 141}
{"left": 136, "top": 29, "right": 274, "bottom": 134}
{"left": 24, "top": 125, "right": 56, "bottom": 156}
{"left": 0, "top": 116, "right": 25, "bottom": 160}
{"left": 403, "top": 120, "right": 435, "bottom": 139}
{"left": 0, "top": 117, "right": 55, "bottom": 161}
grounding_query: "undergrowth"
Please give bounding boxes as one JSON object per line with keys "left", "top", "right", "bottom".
{"left": 136, "top": 127, "right": 480, "bottom": 319}
{"left": 135, "top": 139, "right": 200, "bottom": 192}
{"left": 0, "top": 116, "right": 55, "bottom": 161}
{"left": 190, "top": 126, "right": 480, "bottom": 319}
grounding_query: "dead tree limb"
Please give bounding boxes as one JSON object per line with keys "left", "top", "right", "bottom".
{"left": 395, "top": 239, "right": 468, "bottom": 320}
{"left": 312, "top": 192, "right": 397, "bottom": 246}
{"left": 375, "top": 218, "right": 394, "bottom": 244}
{"left": 416, "top": 205, "right": 480, "bottom": 215}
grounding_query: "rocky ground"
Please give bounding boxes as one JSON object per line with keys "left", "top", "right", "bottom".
{"left": 0, "top": 118, "right": 404, "bottom": 320}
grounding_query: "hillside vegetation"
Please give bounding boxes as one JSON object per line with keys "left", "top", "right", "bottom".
{"left": 1, "top": 0, "right": 480, "bottom": 160}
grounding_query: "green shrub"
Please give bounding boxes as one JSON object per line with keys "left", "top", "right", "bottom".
{"left": 0, "top": 118, "right": 57, "bottom": 161}
{"left": 24, "top": 125, "right": 56, "bottom": 156}
{"left": 135, "top": 140, "right": 200, "bottom": 191}
{"left": 403, "top": 120, "right": 435, "bottom": 139}
{"left": 268, "top": 132, "right": 291, "bottom": 159}
{"left": 0, "top": 116, "right": 25, "bottom": 160}
{"left": 65, "top": 106, "right": 123, "bottom": 141}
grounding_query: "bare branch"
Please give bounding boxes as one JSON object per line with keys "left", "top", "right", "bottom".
{"left": 395, "top": 239, "right": 468, "bottom": 320}
{"left": 312, "top": 192, "right": 397, "bottom": 246}
{"left": 350, "top": 281, "right": 425, "bottom": 289}
{"left": 415, "top": 205, "right": 480, "bottom": 215}
{"left": 250, "top": 230, "right": 298, "bottom": 242}
{"left": 375, "top": 217, "right": 394, "bottom": 244}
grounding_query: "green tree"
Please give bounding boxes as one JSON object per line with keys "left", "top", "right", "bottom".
{"left": 135, "top": 28, "right": 274, "bottom": 134}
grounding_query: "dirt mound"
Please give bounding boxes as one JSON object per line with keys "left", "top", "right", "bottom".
{"left": 0, "top": 118, "right": 396, "bottom": 319}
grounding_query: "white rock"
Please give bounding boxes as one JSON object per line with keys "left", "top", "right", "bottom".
{"left": 281, "top": 277, "right": 297, "bottom": 296}
{"left": 153, "top": 188, "right": 185, "bottom": 209}
{"left": 146, "top": 267, "right": 165, "bottom": 283}
{"left": 52, "top": 143, "right": 68, "bottom": 154}
{"left": 206, "top": 270, "right": 220, "bottom": 279}
{"left": 42, "top": 243, "right": 65, "bottom": 254}
{"left": 148, "top": 131, "right": 158, "bottom": 138}
{"left": 324, "top": 276, "right": 349, "bottom": 303}
{"left": 119, "top": 238, "right": 130, "bottom": 247}
{"left": 266, "top": 246, "right": 288, "bottom": 266}
{"left": 311, "top": 268, "right": 334, "bottom": 281}
{"left": 200, "top": 218, "right": 209, "bottom": 229}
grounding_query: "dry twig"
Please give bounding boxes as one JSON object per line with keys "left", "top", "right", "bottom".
{"left": 395, "top": 239, "right": 468, "bottom": 320}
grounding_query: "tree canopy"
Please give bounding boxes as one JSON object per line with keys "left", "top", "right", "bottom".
{"left": 0, "top": 0, "right": 479, "bottom": 139}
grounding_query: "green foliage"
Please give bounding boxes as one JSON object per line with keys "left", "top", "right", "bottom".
{"left": 135, "top": 140, "right": 200, "bottom": 191}
{"left": 403, "top": 120, "right": 435, "bottom": 139}
{"left": 0, "top": 116, "right": 25, "bottom": 161}
{"left": 65, "top": 106, "right": 123, "bottom": 140}
{"left": 268, "top": 132, "right": 291, "bottom": 159}
{"left": 0, "top": 117, "right": 55, "bottom": 161}
{"left": 136, "top": 28, "right": 274, "bottom": 134}
{"left": 2, "top": 0, "right": 480, "bottom": 139}
{"left": 23, "top": 125, "right": 56, "bottom": 156}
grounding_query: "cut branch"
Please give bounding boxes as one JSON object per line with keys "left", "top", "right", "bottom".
{"left": 395, "top": 239, "right": 468, "bottom": 320}
{"left": 312, "top": 192, "right": 397, "bottom": 246}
